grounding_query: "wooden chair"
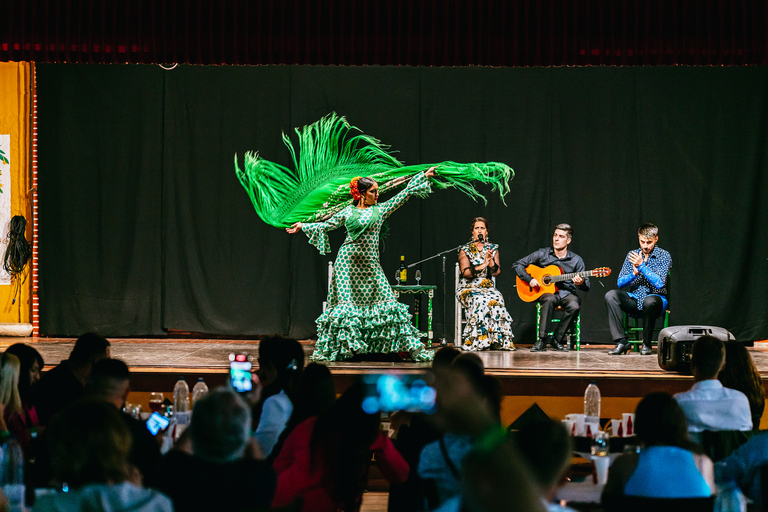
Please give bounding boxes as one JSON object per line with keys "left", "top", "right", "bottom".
{"left": 625, "top": 271, "right": 671, "bottom": 353}
{"left": 535, "top": 302, "right": 581, "bottom": 350}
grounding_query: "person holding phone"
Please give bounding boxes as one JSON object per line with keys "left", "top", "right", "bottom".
{"left": 456, "top": 217, "right": 515, "bottom": 351}
{"left": 604, "top": 223, "right": 671, "bottom": 355}
{"left": 286, "top": 168, "right": 438, "bottom": 362}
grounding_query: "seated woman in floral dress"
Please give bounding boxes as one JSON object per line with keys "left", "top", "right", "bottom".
{"left": 456, "top": 217, "right": 515, "bottom": 351}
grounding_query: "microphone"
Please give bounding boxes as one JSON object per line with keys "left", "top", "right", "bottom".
{"left": 477, "top": 234, "right": 484, "bottom": 242}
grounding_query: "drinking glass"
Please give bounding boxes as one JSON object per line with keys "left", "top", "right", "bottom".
{"left": 149, "top": 392, "right": 164, "bottom": 413}
{"left": 394, "top": 270, "right": 401, "bottom": 285}
{"left": 415, "top": 270, "right": 422, "bottom": 285}
{"left": 591, "top": 431, "right": 610, "bottom": 456}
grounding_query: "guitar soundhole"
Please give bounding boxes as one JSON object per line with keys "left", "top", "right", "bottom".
{"left": 542, "top": 275, "right": 552, "bottom": 285}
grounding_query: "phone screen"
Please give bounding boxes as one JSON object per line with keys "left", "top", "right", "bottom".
{"left": 146, "top": 411, "right": 170, "bottom": 435}
{"left": 361, "top": 373, "right": 437, "bottom": 414}
{"left": 230, "top": 360, "right": 253, "bottom": 393}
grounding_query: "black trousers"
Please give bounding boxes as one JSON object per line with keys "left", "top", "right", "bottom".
{"left": 538, "top": 292, "right": 581, "bottom": 343}
{"left": 605, "top": 290, "right": 664, "bottom": 347}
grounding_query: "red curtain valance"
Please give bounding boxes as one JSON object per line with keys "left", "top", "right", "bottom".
{"left": 1, "top": 0, "right": 766, "bottom": 66}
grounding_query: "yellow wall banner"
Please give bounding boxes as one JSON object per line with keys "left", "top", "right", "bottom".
{"left": 0, "top": 133, "right": 12, "bottom": 285}
{"left": 0, "top": 62, "right": 31, "bottom": 321}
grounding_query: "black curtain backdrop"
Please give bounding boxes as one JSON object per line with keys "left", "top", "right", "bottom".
{"left": 37, "top": 64, "right": 768, "bottom": 342}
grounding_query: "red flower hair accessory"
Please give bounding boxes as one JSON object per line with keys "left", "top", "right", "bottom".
{"left": 350, "top": 176, "right": 362, "bottom": 201}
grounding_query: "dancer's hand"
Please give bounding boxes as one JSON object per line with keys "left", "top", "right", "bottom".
{"left": 286, "top": 222, "right": 302, "bottom": 234}
{"left": 425, "top": 166, "right": 437, "bottom": 178}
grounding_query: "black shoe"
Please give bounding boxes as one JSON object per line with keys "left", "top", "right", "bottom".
{"left": 530, "top": 339, "right": 547, "bottom": 352}
{"left": 608, "top": 341, "right": 631, "bottom": 355}
{"left": 640, "top": 345, "right": 653, "bottom": 355}
{"left": 548, "top": 336, "right": 568, "bottom": 352}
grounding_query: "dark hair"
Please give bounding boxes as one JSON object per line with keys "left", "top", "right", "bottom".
{"left": 432, "top": 346, "right": 461, "bottom": 370}
{"left": 258, "top": 336, "right": 305, "bottom": 396}
{"left": 555, "top": 223, "right": 573, "bottom": 238}
{"left": 634, "top": 392, "right": 697, "bottom": 451}
{"left": 719, "top": 342, "right": 765, "bottom": 425}
{"left": 691, "top": 335, "right": 725, "bottom": 379}
{"left": 272, "top": 337, "right": 305, "bottom": 396}
{"left": 46, "top": 399, "right": 132, "bottom": 488}
{"left": 353, "top": 177, "right": 377, "bottom": 205}
{"left": 452, "top": 352, "right": 485, "bottom": 381}
{"left": 69, "top": 332, "right": 110, "bottom": 366}
{"left": 638, "top": 223, "right": 659, "bottom": 238}
{"left": 514, "top": 419, "right": 572, "bottom": 488}
{"left": 269, "top": 363, "right": 336, "bottom": 463}
{"left": 311, "top": 382, "right": 380, "bottom": 505}
{"left": 88, "top": 358, "right": 130, "bottom": 400}
{"left": 4, "top": 343, "right": 43, "bottom": 403}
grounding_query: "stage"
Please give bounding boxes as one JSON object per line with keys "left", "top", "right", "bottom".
{"left": 5, "top": 337, "right": 768, "bottom": 428}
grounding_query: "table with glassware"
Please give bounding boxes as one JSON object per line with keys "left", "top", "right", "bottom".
{"left": 391, "top": 284, "right": 436, "bottom": 341}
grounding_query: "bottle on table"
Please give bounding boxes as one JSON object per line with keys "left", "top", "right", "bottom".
{"left": 1, "top": 439, "right": 25, "bottom": 512}
{"left": 172, "top": 376, "right": 191, "bottom": 440}
{"left": 399, "top": 255, "right": 407, "bottom": 283}
{"left": 192, "top": 377, "right": 209, "bottom": 406}
{"left": 584, "top": 381, "right": 601, "bottom": 425}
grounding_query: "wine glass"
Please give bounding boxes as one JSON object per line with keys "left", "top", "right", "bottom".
{"left": 415, "top": 270, "right": 422, "bottom": 285}
{"left": 394, "top": 269, "right": 401, "bottom": 285}
{"left": 149, "top": 392, "right": 165, "bottom": 413}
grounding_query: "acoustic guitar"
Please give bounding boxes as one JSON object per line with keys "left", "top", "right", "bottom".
{"left": 516, "top": 265, "right": 611, "bottom": 302}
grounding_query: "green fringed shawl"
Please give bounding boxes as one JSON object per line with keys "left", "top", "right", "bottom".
{"left": 235, "top": 113, "right": 515, "bottom": 228}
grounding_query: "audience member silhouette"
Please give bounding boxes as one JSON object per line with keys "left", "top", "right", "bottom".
{"left": 35, "top": 399, "right": 172, "bottom": 511}
{"left": 602, "top": 392, "right": 714, "bottom": 500}
{"left": 718, "top": 341, "right": 764, "bottom": 430}
{"left": 34, "top": 333, "right": 111, "bottom": 425}
{"left": 158, "top": 389, "right": 276, "bottom": 512}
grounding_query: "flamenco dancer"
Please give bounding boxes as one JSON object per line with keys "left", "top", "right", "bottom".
{"left": 287, "top": 168, "right": 437, "bottom": 361}
{"left": 236, "top": 113, "right": 514, "bottom": 362}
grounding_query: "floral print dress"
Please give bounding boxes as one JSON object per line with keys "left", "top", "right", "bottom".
{"left": 301, "top": 172, "right": 434, "bottom": 362}
{"left": 456, "top": 241, "right": 515, "bottom": 351}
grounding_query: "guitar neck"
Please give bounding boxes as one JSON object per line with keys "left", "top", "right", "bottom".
{"left": 550, "top": 270, "right": 594, "bottom": 283}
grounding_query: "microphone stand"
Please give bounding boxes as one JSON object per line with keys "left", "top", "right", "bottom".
{"left": 407, "top": 238, "right": 482, "bottom": 346}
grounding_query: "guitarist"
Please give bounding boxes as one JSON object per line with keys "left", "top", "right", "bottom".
{"left": 512, "top": 224, "right": 590, "bottom": 352}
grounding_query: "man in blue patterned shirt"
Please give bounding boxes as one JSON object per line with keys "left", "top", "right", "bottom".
{"left": 605, "top": 223, "right": 672, "bottom": 355}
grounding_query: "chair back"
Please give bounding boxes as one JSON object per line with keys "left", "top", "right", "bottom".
{"left": 700, "top": 429, "right": 752, "bottom": 462}
{"left": 603, "top": 494, "right": 714, "bottom": 512}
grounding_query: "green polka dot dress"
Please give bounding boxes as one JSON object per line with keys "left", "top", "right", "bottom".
{"left": 301, "top": 172, "right": 434, "bottom": 362}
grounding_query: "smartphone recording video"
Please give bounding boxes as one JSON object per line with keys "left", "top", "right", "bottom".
{"left": 229, "top": 353, "right": 252, "bottom": 393}
{"left": 146, "top": 411, "right": 170, "bottom": 436}
{"left": 361, "top": 373, "right": 437, "bottom": 414}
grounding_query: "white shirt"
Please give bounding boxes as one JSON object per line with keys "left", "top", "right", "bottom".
{"left": 674, "top": 380, "right": 752, "bottom": 443}
{"left": 253, "top": 389, "right": 293, "bottom": 457}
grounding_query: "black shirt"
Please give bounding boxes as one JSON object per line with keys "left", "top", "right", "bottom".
{"left": 512, "top": 247, "right": 590, "bottom": 296}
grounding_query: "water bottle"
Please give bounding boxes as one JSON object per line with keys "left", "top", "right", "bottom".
{"left": 584, "top": 381, "right": 601, "bottom": 424}
{"left": 714, "top": 482, "right": 746, "bottom": 512}
{"left": 192, "top": 377, "right": 209, "bottom": 406}
{"left": 173, "top": 376, "right": 191, "bottom": 440}
{"left": 173, "top": 376, "right": 190, "bottom": 413}
{"left": 1, "top": 439, "right": 25, "bottom": 512}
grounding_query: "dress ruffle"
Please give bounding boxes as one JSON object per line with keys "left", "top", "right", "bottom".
{"left": 312, "top": 301, "right": 434, "bottom": 362}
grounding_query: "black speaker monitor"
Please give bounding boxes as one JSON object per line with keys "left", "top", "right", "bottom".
{"left": 657, "top": 325, "right": 735, "bottom": 372}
